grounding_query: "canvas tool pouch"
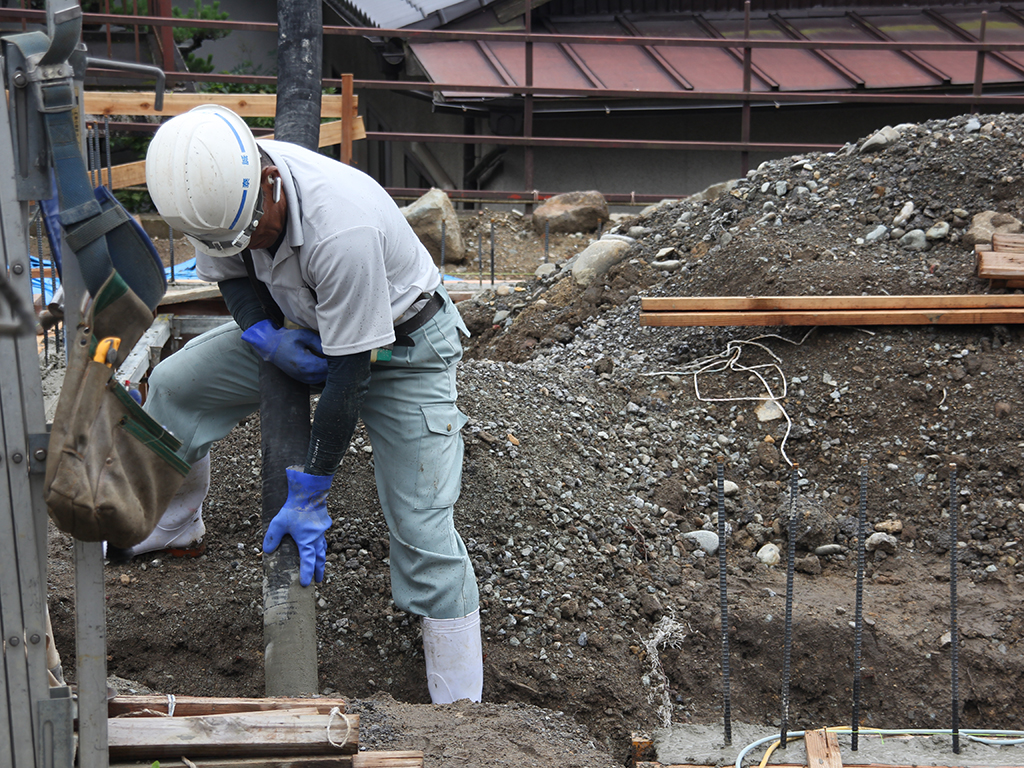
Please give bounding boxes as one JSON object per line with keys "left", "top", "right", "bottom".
{"left": 44, "top": 272, "right": 190, "bottom": 547}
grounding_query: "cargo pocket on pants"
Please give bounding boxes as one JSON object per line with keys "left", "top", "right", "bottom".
{"left": 415, "top": 403, "right": 469, "bottom": 509}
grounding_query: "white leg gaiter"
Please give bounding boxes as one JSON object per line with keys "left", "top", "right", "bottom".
{"left": 422, "top": 608, "right": 483, "bottom": 704}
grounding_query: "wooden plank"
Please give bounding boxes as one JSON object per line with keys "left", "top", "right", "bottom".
{"left": 108, "top": 711, "right": 359, "bottom": 759}
{"left": 639, "top": 308, "right": 1024, "bottom": 327}
{"left": 84, "top": 92, "right": 354, "bottom": 119}
{"left": 108, "top": 695, "right": 347, "bottom": 718}
{"left": 805, "top": 728, "right": 843, "bottom": 768}
{"left": 158, "top": 285, "right": 224, "bottom": 306}
{"left": 106, "top": 117, "right": 365, "bottom": 190}
{"left": 111, "top": 751, "right": 424, "bottom": 768}
{"left": 991, "top": 231, "right": 1024, "bottom": 251}
{"left": 641, "top": 295, "right": 1024, "bottom": 312}
{"left": 977, "top": 252, "right": 1024, "bottom": 279}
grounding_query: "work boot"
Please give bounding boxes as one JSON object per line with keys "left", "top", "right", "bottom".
{"left": 105, "top": 454, "right": 210, "bottom": 563}
{"left": 422, "top": 608, "right": 483, "bottom": 704}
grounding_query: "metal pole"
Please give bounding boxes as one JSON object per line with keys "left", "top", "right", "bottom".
{"left": 523, "top": 0, "right": 534, "bottom": 215}
{"left": 741, "top": 1, "right": 752, "bottom": 177}
{"left": 264, "top": 0, "right": 324, "bottom": 697}
{"left": 489, "top": 218, "right": 495, "bottom": 286}
{"left": 971, "top": 12, "right": 987, "bottom": 114}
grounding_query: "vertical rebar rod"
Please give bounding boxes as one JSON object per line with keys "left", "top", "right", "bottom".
{"left": 168, "top": 226, "right": 176, "bottom": 284}
{"left": 35, "top": 209, "right": 47, "bottom": 362}
{"left": 489, "top": 218, "right": 495, "bottom": 285}
{"left": 104, "top": 117, "right": 113, "bottom": 188}
{"left": 716, "top": 457, "right": 732, "bottom": 746}
{"left": 949, "top": 463, "right": 961, "bottom": 754}
{"left": 478, "top": 232, "right": 483, "bottom": 286}
{"left": 851, "top": 460, "right": 868, "bottom": 751}
{"left": 87, "top": 124, "right": 97, "bottom": 188}
{"left": 544, "top": 219, "right": 549, "bottom": 263}
{"left": 440, "top": 219, "right": 446, "bottom": 278}
{"left": 780, "top": 464, "right": 799, "bottom": 749}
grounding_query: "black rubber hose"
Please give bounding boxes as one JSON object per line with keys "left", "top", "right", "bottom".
{"left": 717, "top": 458, "right": 732, "bottom": 746}
{"left": 851, "top": 460, "right": 868, "bottom": 751}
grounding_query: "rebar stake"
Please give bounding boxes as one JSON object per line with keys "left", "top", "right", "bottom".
{"left": 478, "top": 232, "right": 483, "bottom": 286}
{"left": 489, "top": 219, "right": 496, "bottom": 285}
{"left": 440, "top": 219, "right": 446, "bottom": 278}
{"left": 949, "top": 463, "right": 961, "bottom": 754}
{"left": 104, "top": 116, "right": 113, "bottom": 189}
{"left": 168, "top": 226, "right": 176, "bottom": 284}
{"left": 780, "top": 463, "right": 799, "bottom": 749}
{"left": 851, "top": 459, "right": 868, "bottom": 751}
{"left": 716, "top": 457, "right": 732, "bottom": 746}
{"left": 544, "top": 219, "right": 549, "bottom": 262}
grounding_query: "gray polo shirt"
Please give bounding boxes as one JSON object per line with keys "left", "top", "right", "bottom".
{"left": 195, "top": 140, "right": 439, "bottom": 356}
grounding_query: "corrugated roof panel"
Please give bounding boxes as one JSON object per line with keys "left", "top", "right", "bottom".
{"left": 345, "top": 0, "right": 466, "bottom": 29}
{"left": 630, "top": 17, "right": 769, "bottom": 93}
{"left": 482, "top": 42, "right": 600, "bottom": 89}
{"left": 549, "top": 19, "right": 689, "bottom": 92}
{"left": 412, "top": 41, "right": 510, "bottom": 89}
{"left": 865, "top": 12, "right": 1021, "bottom": 85}
{"left": 712, "top": 17, "right": 857, "bottom": 92}
{"left": 940, "top": 9, "right": 1024, "bottom": 74}
{"left": 788, "top": 14, "right": 941, "bottom": 89}
{"left": 407, "top": 6, "right": 1024, "bottom": 107}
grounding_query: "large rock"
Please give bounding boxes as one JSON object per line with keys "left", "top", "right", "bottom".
{"left": 401, "top": 188, "right": 466, "bottom": 265}
{"left": 532, "top": 191, "right": 608, "bottom": 234}
{"left": 571, "top": 238, "right": 631, "bottom": 287}
{"left": 963, "top": 210, "right": 1023, "bottom": 249}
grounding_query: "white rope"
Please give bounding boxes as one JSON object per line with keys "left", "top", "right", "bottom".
{"left": 641, "top": 329, "right": 819, "bottom": 468}
{"left": 326, "top": 706, "right": 353, "bottom": 749}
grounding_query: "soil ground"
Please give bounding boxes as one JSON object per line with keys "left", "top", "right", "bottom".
{"left": 43, "top": 112, "right": 1024, "bottom": 767}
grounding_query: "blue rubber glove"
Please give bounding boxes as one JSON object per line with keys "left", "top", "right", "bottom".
{"left": 263, "top": 467, "right": 333, "bottom": 586}
{"left": 240, "top": 319, "right": 328, "bottom": 385}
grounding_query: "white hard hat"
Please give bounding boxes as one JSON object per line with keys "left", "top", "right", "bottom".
{"left": 146, "top": 105, "right": 263, "bottom": 257}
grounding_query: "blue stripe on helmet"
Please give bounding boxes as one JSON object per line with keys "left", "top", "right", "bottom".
{"left": 213, "top": 112, "right": 251, "bottom": 229}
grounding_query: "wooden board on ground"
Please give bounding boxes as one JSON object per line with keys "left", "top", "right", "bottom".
{"left": 977, "top": 252, "right": 1024, "bottom": 279}
{"left": 108, "top": 694, "right": 347, "bottom": 718}
{"left": 110, "top": 750, "right": 424, "bottom": 767}
{"left": 639, "top": 295, "right": 1024, "bottom": 327}
{"left": 991, "top": 231, "right": 1024, "bottom": 252}
{"left": 804, "top": 728, "right": 843, "bottom": 768}
{"left": 108, "top": 710, "right": 359, "bottom": 759}
{"left": 641, "top": 295, "right": 1024, "bottom": 311}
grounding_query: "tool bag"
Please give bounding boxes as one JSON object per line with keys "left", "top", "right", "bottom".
{"left": 44, "top": 272, "right": 190, "bottom": 546}
{"left": 39, "top": 67, "right": 191, "bottom": 546}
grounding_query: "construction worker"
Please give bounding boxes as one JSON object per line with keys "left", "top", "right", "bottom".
{"left": 119, "top": 105, "right": 482, "bottom": 704}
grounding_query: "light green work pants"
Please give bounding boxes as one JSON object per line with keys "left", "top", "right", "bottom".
{"left": 145, "top": 287, "right": 479, "bottom": 620}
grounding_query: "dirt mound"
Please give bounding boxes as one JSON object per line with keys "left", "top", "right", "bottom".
{"left": 47, "top": 112, "right": 1024, "bottom": 767}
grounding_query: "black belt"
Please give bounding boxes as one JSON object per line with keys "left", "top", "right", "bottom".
{"left": 394, "top": 290, "right": 444, "bottom": 345}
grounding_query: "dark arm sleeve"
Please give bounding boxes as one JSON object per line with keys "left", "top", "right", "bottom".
{"left": 304, "top": 352, "right": 371, "bottom": 476}
{"left": 219, "top": 277, "right": 269, "bottom": 331}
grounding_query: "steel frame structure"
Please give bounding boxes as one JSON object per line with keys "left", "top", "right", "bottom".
{"left": 3, "top": 2, "right": 1024, "bottom": 203}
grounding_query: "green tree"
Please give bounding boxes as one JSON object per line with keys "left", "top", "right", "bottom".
{"left": 172, "top": 0, "right": 231, "bottom": 74}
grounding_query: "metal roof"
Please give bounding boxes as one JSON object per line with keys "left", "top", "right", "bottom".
{"left": 329, "top": 0, "right": 493, "bottom": 29}
{"left": 407, "top": 4, "right": 1024, "bottom": 107}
